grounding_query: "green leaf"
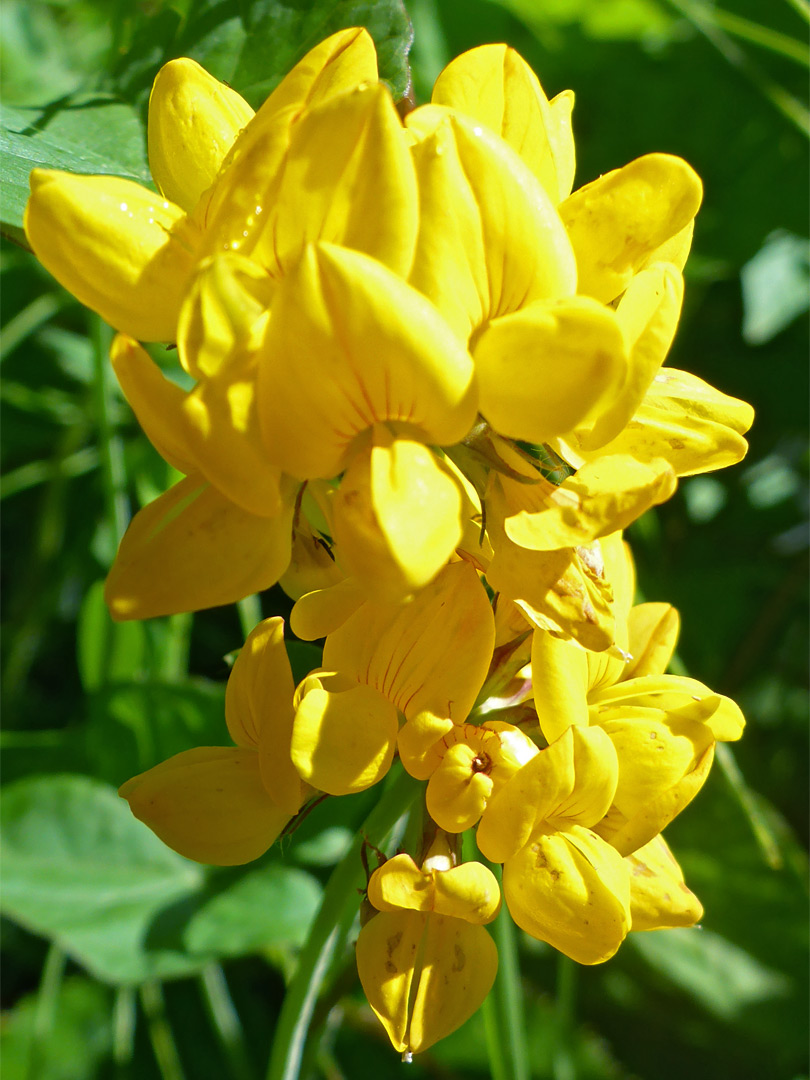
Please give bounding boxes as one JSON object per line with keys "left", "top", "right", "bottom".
{"left": 630, "top": 928, "right": 792, "bottom": 1021}
{"left": 741, "top": 231, "right": 810, "bottom": 345}
{"left": 113, "top": 0, "right": 413, "bottom": 107}
{"left": 1, "top": 98, "right": 151, "bottom": 234}
{"left": 1, "top": 774, "right": 206, "bottom": 985}
{"left": 184, "top": 864, "right": 322, "bottom": 957}
{"left": 0, "top": 975, "right": 112, "bottom": 1080}
{"left": 83, "top": 678, "right": 228, "bottom": 784}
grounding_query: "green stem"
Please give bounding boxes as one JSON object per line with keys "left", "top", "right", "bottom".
{"left": 26, "top": 943, "right": 67, "bottom": 1080}
{"left": 482, "top": 866, "right": 529, "bottom": 1080}
{"left": 715, "top": 742, "right": 783, "bottom": 869}
{"left": 90, "top": 314, "right": 129, "bottom": 546}
{"left": 266, "top": 766, "right": 422, "bottom": 1080}
{"left": 199, "top": 964, "right": 255, "bottom": 1080}
{"left": 784, "top": 0, "right": 810, "bottom": 23}
{"left": 552, "top": 956, "right": 577, "bottom": 1080}
{"left": 112, "top": 986, "right": 137, "bottom": 1076}
{"left": 662, "top": 0, "right": 810, "bottom": 137}
{"left": 237, "top": 595, "right": 264, "bottom": 638}
{"left": 140, "top": 981, "right": 186, "bottom": 1080}
{"left": 712, "top": 7, "right": 808, "bottom": 65}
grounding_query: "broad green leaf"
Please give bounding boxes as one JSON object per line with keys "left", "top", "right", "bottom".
{"left": 113, "top": 0, "right": 413, "bottom": 106}
{"left": 1, "top": 775, "right": 206, "bottom": 985}
{"left": 183, "top": 864, "right": 322, "bottom": 957}
{"left": 1, "top": 99, "right": 152, "bottom": 235}
{"left": 0, "top": 976, "right": 112, "bottom": 1080}
{"left": 83, "top": 678, "right": 228, "bottom": 784}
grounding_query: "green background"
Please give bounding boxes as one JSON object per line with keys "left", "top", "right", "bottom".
{"left": 1, "top": 1, "right": 808, "bottom": 1078}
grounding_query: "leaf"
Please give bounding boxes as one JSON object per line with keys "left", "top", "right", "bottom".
{"left": 1, "top": 774, "right": 206, "bottom": 985}
{"left": 1, "top": 98, "right": 152, "bottom": 234}
{"left": 741, "top": 230, "right": 810, "bottom": 345}
{"left": 183, "top": 864, "right": 322, "bottom": 957}
{"left": 113, "top": 0, "right": 413, "bottom": 107}
{"left": 0, "top": 976, "right": 112, "bottom": 1080}
{"left": 630, "top": 928, "right": 792, "bottom": 1021}
{"left": 83, "top": 678, "right": 228, "bottom": 784}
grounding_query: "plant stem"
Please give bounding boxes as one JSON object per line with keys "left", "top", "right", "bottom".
{"left": 265, "top": 766, "right": 422, "bottom": 1080}
{"left": 482, "top": 865, "right": 529, "bottom": 1080}
{"left": 200, "top": 964, "right": 255, "bottom": 1080}
{"left": 140, "top": 981, "right": 186, "bottom": 1080}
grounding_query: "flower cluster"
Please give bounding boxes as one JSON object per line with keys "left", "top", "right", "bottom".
{"left": 26, "top": 29, "right": 753, "bottom": 1058}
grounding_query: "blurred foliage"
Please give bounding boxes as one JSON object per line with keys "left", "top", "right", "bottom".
{"left": 1, "top": 1, "right": 808, "bottom": 1078}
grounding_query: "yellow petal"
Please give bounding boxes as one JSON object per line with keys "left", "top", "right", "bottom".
{"left": 224, "top": 617, "right": 303, "bottom": 815}
{"left": 259, "top": 243, "right": 476, "bottom": 479}
{"left": 177, "top": 252, "right": 273, "bottom": 379}
{"left": 407, "top": 915, "right": 498, "bottom": 1053}
{"left": 198, "top": 28, "right": 378, "bottom": 260}
{"left": 426, "top": 742, "right": 494, "bottom": 832}
{"left": 431, "top": 44, "right": 574, "bottom": 203}
{"left": 324, "top": 561, "right": 496, "bottom": 778}
{"left": 504, "top": 454, "right": 678, "bottom": 551}
{"left": 110, "top": 334, "right": 197, "bottom": 474}
{"left": 598, "top": 708, "right": 714, "bottom": 822}
{"left": 560, "top": 153, "right": 702, "bottom": 303}
{"left": 577, "top": 263, "right": 684, "bottom": 451}
{"left": 368, "top": 854, "right": 429, "bottom": 913}
{"left": 531, "top": 630, "right": 590, "bottom": 742}
{"left": 148, "top": 58, "right": 254, "bottom": 213}
{"left": 485, "top": 478, "right": 615, "bottom": 651}
{"left": 477, "top": 726, "right": 617, "bottom": 862}
{"left": 406, "top": 105, "right": 576, "bottom": 340}
{"left": 290, "top": 578, "right": 365, "bottom": 640}
{"left": 628, "top": 835, "right": 703, "bottom": 930}
{"left": 473, "top": 295, "right": 627, "bottom": 443}
{"left": 25, "top": 170, "right": 198, "bottom": 341}
{"left": 431, "top": 862, "right": 502, "bottom": 924}
{"left": 256, "top": 83, "right": 417, "bottom": 278}
{"left": 291, "top": 676, "right": 398, "bottom": 795}
{"left": 279, "top": 515, "right": 345, "bottom": 602}
{"left": 548, "top": 90, "right": 576, "bottom": 199}
{"left": 331, "top": 435, "right": 463, "bottom": 603}
{"left": 182, "top": 375, "right": 286, "bottom": 518}
{"left": 105, "top": 476, "right": 294, "bottom": 619}
{"left": 504, "top": 825, "right": 630, "bottom": 963}
{"left": 601, "top": 744, "right": 714, "bottom": 857}
{"left": 356, "top": 910, "right": 422, "bottom": 1053}
{"left": 625, "top": 602, "right": 680, "bottom": 679}
{"left": 119, "top": 747, "right": 288, "bottom": 865}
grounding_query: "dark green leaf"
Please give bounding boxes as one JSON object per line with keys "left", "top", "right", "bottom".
{"left": 1, "top": 99, "right": 151, "bottom": 233}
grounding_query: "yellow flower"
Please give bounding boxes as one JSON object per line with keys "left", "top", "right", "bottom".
{"left": 477, "top": 725, "right": 632, "bottom": 964}
{"left": 288, "top": 561, "right": 496, "bottom": 794}
{"left": 24, "top": 29, "right": 382, "bottom": 341}
{"left": 120, "top": 618, "right": 305, "bottom": 864}
{"left": 356, "top": 833, "right": 500, "bottom": 1057}
{"left": 424, "top": 719, "right": 539, "bottom": 832}
{"left": 627, "top": 834, "right": 703, "bottom": 931}
{"left": 531, "top": 552, "right": 745, "bottom": 855}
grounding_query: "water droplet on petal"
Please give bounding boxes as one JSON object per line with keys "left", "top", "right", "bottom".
{"left": 473, "top": 125, "right": 483, "bottom": 136}
{"left": 119, "top": 202, "right": 128, "bottom": 212}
